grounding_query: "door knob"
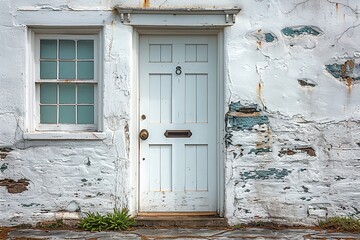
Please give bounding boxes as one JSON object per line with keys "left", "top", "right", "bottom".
{"left": 139, "top": 129, "right": 149, "bottom": 140}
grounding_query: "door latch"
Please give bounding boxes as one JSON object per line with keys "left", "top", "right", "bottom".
{"left": 139, "top": 129, "right": 149, "bottom": 140}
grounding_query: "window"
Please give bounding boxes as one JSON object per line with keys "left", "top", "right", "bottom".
{"left": 35, "top": 34, "right": 99, "bottom": 131}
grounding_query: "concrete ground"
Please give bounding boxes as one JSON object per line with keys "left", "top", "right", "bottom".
{"left": 2, "top": 227, "right": 360, "bottom": 240}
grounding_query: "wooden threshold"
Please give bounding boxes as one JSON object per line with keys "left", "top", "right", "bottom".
{"left": 135, "top": 212, "right": 227, "bottom": 227}
{"left": 137, "top": 212, "right": 217, "bottom": 217}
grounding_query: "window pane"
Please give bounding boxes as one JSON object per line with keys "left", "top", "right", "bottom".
{"left": 59, "top": 84, "right": 75, "bottom": 104}
{"left": 77, "top": 61, "right": 94, "bottom": 79}
{"left": 40, "top": 83, "right": 57, "bottom": 104}
{"left": 40, "top": 61, "right": 57, "bottom": 79}
{"left": 77, "top": 84, "right": 94, "bottom": 104}
{"left": 59, "top": 106, "right": 75, "bottom": 124}
{"left": 78, "top": 106, "right": 94, "bottom": 124}
{"left": 40, "top": 106, "right": 57, "bottom": 123}
{"left": 59, "top": 40, "right": 75, "bottom": 59}
{"left": 40, "top": 40, "right": 57, "bottom": 59}
{"left": 59, "top": 61, "right": 75, "bottom": 79}
{"left": 78, "top": 40, "right": 94, "bottom": 59}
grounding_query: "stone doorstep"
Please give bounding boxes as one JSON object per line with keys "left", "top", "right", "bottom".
{"left": 134, "top": 215, "right": 228, "bottom": 228}
{"left": 6, "top": 228, "right": 360, "bottom": 240}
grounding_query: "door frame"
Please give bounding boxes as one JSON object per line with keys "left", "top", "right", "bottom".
{"left": 130, "top": 28, "right": 226, "bottom": 216}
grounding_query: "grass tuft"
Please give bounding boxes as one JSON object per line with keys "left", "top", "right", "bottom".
{"left": 78, "top": 208, "right": 135, "bottom": 231}
{"left": 318, "top": 217, "right": 360, "bottom": 232}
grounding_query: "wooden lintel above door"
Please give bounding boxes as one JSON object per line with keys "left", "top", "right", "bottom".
{"left": 115, "top": 7, "right": 241, "bottom": 26}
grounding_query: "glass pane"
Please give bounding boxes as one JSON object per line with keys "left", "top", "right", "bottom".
{"left": 40, "top": 61, "right": 57, "bottom": 79}
{"left": 77, "top": 61, "right": 94, "bottom": 80}
{"left": 40, "top": 40, "right": 57, "bottom": 59}
{"left": 40, "top": 106, "right": 57, "bottom": 124}
{"left": 78, "top": 40, "right": 94, "bottom": 59}
{"left": 40, "top": 83, "right": 57, "bottom": 104}
{"left": 59, "top": 61, "right": 75, "bottom": 79}
{"left": 59, "top": 84, "right": 75, "bottom": 104}
{"left": 59, "top": 106, "right": 75, "bottom": 124}
{"left": 59, "top": 40, "right": 75, "bottom": 59}
{"left": 77, "top": 84, "right": 94, "bottom": 104}
{"left": 78, "top": 106, "right": 94, "bottom": 124}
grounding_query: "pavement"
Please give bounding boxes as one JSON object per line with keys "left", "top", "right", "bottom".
{"left": 2, "top": 227, "right": 360, "bottom": 240}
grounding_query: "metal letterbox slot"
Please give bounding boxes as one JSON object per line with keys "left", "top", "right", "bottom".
{"left": 164, "top": 130, "right": 192, "bottom": 138}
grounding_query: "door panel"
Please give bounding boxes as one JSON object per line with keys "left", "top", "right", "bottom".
{"left": 149, "top": 74, "right": 172, "bottom": 123}
{"left": 149, "top": 145, "right": 172, "bottom": 191}
{"left": 139, "top": 35, "right": 217, "bottom": 212}
{"left": 185, "top": 144, "right": 208, "bottom": 191}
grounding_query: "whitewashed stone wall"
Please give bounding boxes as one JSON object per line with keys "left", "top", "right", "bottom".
{"left": 1, "top": 0, "right": 360, "bottom": 226}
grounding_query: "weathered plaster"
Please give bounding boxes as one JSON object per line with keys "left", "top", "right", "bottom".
{"left": 1, "top": 0, "right": 360, "bottom": 227}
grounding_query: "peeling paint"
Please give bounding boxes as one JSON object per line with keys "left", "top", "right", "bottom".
{"left": 281, "top": 26, "right": 323, "bottom": 37}
{"left": 225, "top": 132, "right": 233, "bottom": 147}
{"left": 298, "top": 78, "right": 317, "bottom": 87}
{"left": 352, "top": 207, "right": 360, "bottom": 216}
{"left": 124, "top": 122, "right": 130, "bottom": 158}
{"left": 325, "top": 60, "right": 360, "bottom": 84}
{"left": 278, "top": 147, "right": 316, "bottom": 157}
{"left": 248, "top": 147, "right": 272, "bottom": 155}
{"left": 227, "top": 102, "right": 269, "bottom": 131}
{"left": 21, "top": 203, "right": 41, "bottom": 207}
{"left": 301, "top": 197, "right": 312, "bottom": 201}
{"left": 36, "top": 4, "right": 74, "bottom": 11}
{"left": 0, "top": 163, "right": 8, "bottom": 172}
{"left": 247, "top": 30, "right": 277, "bottom": 43}
{"left": 229, "top": 101, "right": 260, "bottom": 113}
{"left": 241, "top": 168, "right": 292, "bottom": 180}
{"left": 301, "top": 186, "right": 309, "bottom": 193}
{"left": 308, "top": 205, "right": 328, "bottom": 218}
{"left": 326, "top": 63, "right": 343, "bottom": 78}
{"left": 228, "top": 116, "right": 269, "bottom": 131}
{"left": 0, "top": 179, "right": 30, "bottom": 193}
{"left": 0, "top": 148, "right": 12, "bottom": 160}
{"left": 334, "top": 176, "right": 346, "bottom": 181}
{"left": 264, "top": 33, "right": 276, "bottom": 42}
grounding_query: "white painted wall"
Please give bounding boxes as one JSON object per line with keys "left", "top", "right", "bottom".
{"left": 1, "top": 0, "right": 360, "bottom": 226}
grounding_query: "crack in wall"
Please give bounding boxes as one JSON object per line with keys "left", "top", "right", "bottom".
{"left": 335, "top": 23, "right": 360, "bottom": 43}
{"left": 159, "top": 0, "right": 168, "bottom": 7}
{"left": 282, "top": 0, "right": 310, "bottom": 14}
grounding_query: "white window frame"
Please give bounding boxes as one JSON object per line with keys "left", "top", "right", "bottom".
{"left": 26, "top": 28, "right": 103, "bottom": 135}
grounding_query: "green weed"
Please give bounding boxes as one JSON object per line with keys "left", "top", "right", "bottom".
{"left": 36, "top": 219, "right": 65, "bottom": 229}
{"left": 318, "top": 217, "right": 360, "bottom": 232}
{"left": 79, "top": 208, "right": 135, "bottom": 231}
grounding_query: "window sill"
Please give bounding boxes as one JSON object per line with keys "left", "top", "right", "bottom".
{"left": 23, "top": 132, "right": 106, "bottom": 140}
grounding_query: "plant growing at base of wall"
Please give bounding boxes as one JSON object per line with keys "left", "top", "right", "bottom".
{"left": 79, "top": 208, "right": 135, "bottom": 231}
{"left": 318, "top": 217, "right": 360, "bottom": 233}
